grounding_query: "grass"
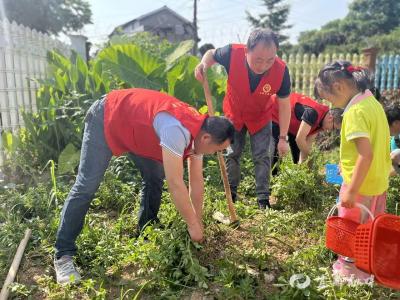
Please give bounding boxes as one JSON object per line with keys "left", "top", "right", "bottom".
{"left": 1, "top": 149, "right": 400, "bottom": 299}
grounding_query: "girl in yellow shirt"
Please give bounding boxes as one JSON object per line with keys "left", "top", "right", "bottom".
{"left": 314, "top": 60, "right": 391, "bottom": 284}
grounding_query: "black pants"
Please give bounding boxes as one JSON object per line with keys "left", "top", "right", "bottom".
{"left": 271, "top": 122, "right": 300, "bottom": 176}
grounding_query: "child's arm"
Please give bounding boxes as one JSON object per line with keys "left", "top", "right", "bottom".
{"left": 341, "top": 137, "right": 373, "bottom": 208}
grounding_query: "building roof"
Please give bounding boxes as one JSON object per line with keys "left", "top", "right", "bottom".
{"left": 109, "top": 5, "right": 194, "bottom": 37}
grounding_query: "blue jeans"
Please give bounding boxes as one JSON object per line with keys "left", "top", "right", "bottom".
{"left": 127, "top": 153, "right": 164, "bottom": 230}
{"left": 55, "top": 98, "right": 165, "bottom": 258}
{"left": 226, "top": 122, "right": 273, "bottom": 206}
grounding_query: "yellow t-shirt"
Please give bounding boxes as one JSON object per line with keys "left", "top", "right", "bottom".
{"left": 340, "top": 94, "right": 391, "bottom": 195}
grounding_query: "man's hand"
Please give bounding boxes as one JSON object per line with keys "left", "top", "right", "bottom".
{"left": 194, "top": 49, "right": 216, "bottom": 83}
{"left": 277, "top": 139, "right": 289, "bottom": 157}
{"left": 194, "top": 62, "right": 207, "bottom": 82}
{"left": 187, "top": 220, "right": 204, "bottom": 243}
{"left": 277, "top": 96, "right": 291, "bottom": 156}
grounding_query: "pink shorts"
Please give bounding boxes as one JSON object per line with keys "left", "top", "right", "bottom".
{"left": 338, "top": 184, "right": 386, "bottom": 224}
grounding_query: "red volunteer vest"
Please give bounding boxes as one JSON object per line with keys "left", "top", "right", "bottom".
{"left": 104, "top": 88, "right": 207, "bottom": 162}
{"left": 223, "top": 44, "right": 286, "bottom": 134}
{"left": 272, "top": 93, "right": 329, "bottom": 136}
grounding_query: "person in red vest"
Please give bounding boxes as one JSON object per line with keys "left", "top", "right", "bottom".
{"left": 194, "top": 28, "right": 291, "bottom": 209}
{"left": 53, "top": 88, "right": 235, "bottom": 284}
{"left": 271, "top": 93, "right": 342, "bottom": 169}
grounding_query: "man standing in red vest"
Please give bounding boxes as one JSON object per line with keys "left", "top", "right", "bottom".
{"left": 53, "top": 88, "right": 234, "bottom": 284}
{"left": 195, "top": 29, "right": 291, "bottom": 209}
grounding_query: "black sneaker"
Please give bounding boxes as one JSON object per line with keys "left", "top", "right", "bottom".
{"left": 258, "top": 199, "right": 271, "bottom": 210}
{"left": 258, "top": 203, "right": 267, "bottom": 210}
{"left": 230, "top": 186, "right": 238, "bottom": 203}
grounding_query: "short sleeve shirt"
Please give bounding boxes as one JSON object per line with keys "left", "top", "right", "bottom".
{"left": 294, "top": 103, "right": 319, "bottom": 127}
{"left": 340, "top": 94, "right": 391, "bottom": 195}
{"left": 153, "top": 112, "right": 202, "bottom": 159}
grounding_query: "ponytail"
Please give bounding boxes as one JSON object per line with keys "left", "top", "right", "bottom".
{"left": 314, "top": 60, "right": 373, "bottom": 99}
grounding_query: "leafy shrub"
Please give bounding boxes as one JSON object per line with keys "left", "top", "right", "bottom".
{"left": 271, "top": 150, "right": 337, "bottom": 211}
{"left": 387, "top": 175, "right": 400, "bottom": 215}
{"left": 381, "top": 89, "right": 400, "bottom": 106}
{"left": 93, "top": 171, "right": 136, "bottom": 213}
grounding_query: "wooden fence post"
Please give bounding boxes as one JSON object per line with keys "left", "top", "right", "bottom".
{"left": 394, "top": 55, "right": 400, "bottom": 90}
{"left": 387, "top": 55, "right": 395, "bottom": 90}
{"left": 380, "top": 55, "right": 388, "bottom": 91}
{"left": 361, "top": 47, "right": 379, "bottom": 73}
{"left": 308, "top": 54, "right": 316, "bottom": 97}
{"left": 295, "top": 53, "right": 301, "bottom": 93}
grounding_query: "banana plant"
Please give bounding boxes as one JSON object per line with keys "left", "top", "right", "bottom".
{"left": 1, "top": 36, "right": 228, "bottom": 174}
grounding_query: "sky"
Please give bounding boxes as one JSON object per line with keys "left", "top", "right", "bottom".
{"left": 81, "top": 0, "right": 351, "bottom": 49}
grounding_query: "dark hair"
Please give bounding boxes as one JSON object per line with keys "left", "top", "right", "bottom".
{"left": 371, "top": 86, "right": 381, "bottom": 101}
{"left": 199, "top": 43, "right": 215, "bottom": 56}
{"left": 246, "top": 28, "right": 279, "bottom": 51}
{"left": 385, "top": 104, "right": 400, "bottom": 126}
{"left": 201, "top": 116, "right": 235, "bottom": 144}
{"left": 329, "top": 107, "right": 344, "bottom": 125}
{"left": 314, "top": 60, "right": 373, "bottom": 99}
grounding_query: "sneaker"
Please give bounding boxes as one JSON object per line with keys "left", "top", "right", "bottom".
{"left": 258, "top": 203, "right": 267, "bottom": 210}
{"left": 258, "top": 199, "right": 271, "bottom": 210}
{"left": 54, "top": 255, "right": 81, "bottom": 284}
{"left": 230, "top": 187, "right": 238, "bottom": 203}
{"left": 332, "top": 257, "right": 374, "bottom": 286}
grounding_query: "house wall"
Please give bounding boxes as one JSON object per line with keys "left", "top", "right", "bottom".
{"left": 123, "top": 10, "right": 194, "bottom": 43}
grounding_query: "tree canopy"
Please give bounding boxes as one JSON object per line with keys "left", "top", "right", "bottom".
{"left": 246, "top": 0, "right": 292, "bottom": 44}
{"left": 296, "top": 0, "right": 400, "bottom": 54}
{"left": 2, "top": 0, "right": 92, "bottom": 35}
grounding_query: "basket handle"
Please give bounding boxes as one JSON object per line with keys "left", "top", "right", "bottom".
{"left": 327, "top": 203, "right": 375, "bottom": 221}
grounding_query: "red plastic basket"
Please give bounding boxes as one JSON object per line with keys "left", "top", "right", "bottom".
{"left": 326, "top": 215, "right": 359, "bottom": 257}
{"left": 325, "top": 203, "right": 374, "bottom": 258}
{"left": 355, "top": 214, "right": 400, "bottom": 290}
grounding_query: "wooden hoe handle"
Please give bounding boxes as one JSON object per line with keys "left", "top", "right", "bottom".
{"left": 202, "top": 75, "right": 238, "bottom": 223}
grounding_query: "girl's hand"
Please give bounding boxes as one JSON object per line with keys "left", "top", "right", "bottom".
{"left": 341, "top": 137, "right": 372, "bottom": 209}
{"left": 341, "top": 189, "right": 356, "bottom": 208}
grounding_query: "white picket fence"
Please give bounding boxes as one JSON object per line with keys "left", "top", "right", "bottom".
{"left": 281, "top": 53, "right": 365, "bottom": 97}
{"left": 0, "top": 19, "right": 70, "bottom": 164}
{"left": 0, "top": 18, "right": 70, "bottom": 131}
